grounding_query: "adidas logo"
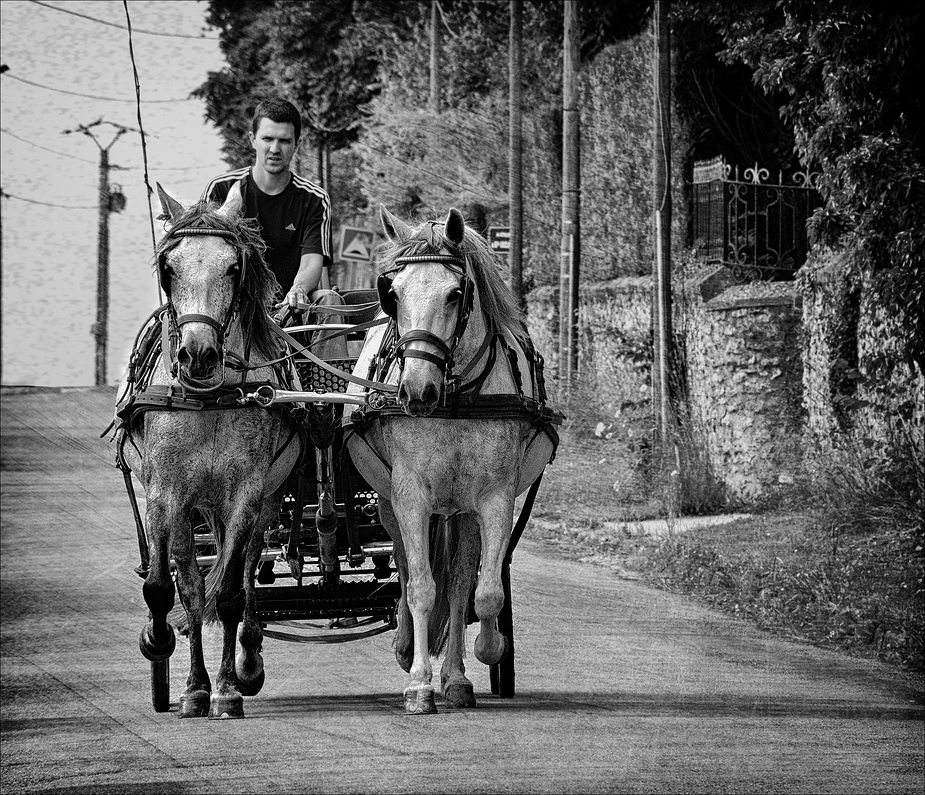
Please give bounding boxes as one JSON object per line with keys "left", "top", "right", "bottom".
{"left": 285, "top": 223, "right": 296, "bottom": 231}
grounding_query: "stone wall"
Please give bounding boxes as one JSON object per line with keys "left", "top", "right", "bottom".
{"left": 528, "top": 271, "right": 806, "bottom": 502}
{"left": 799, "top": 248, "right": 924, "bottom": 453}
{"left": 681, "top": 272, "right": 804, "bottom": 501}
{"left": 527, "top": 277, "right": 652, "bottom": 416}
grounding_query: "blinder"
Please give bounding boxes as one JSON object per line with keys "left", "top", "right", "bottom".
{"left": 376, "top": 272, "right": 398, "bottom": 319}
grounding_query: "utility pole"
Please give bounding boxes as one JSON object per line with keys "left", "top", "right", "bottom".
{"left": 63, "top": 118, "right": 132, "bottom": 387}
{"left": 0, "top": 66, "right": 8, "bottom": 276}
{"left": 652, "top": 0, "right": 675, "bottom": 450}
{"left": 509, "top": 0, "right": 524, "bottom": 312}
{"left": 559, "top": 1, "right": 581, "bottom": 395}
{"left": 429, "top": 0, "right": 441, "bottom": 114}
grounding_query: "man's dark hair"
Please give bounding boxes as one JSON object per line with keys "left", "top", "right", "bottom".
{"left": 251, "top": 99, "right": 301, "bottom": 142}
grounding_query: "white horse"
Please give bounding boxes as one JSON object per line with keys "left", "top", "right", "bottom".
{"left": 345, "top": 206, "right": 561, "bottom": 713}
{"left": 115, "top": 185, "right": 301, "bottom": 719}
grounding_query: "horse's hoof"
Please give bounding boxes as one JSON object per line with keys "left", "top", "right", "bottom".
{"left": 208, "top": 693, "right": 244, "bottom": 719}
{"left": 474, "top": 631, "right": 508, "bottom": 666}
{"left": 178, "top": 689, "right": 210, "bottom": 718}
{"left": 139, "top": 623, "right": 176, "bottom": 662}
{"left": 443, "top": 681, "right": 476, "bottom": 709}
{"left": 403, "top": 685, "right": 437, "bottom": 715}
{"left": 235, "top": 666, "right": 265, "bottom": 697}
{"left": 235, "top": 651, "right": 265, "bottom": 696}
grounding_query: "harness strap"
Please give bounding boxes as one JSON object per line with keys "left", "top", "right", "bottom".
{"left": 506, "top": 471, "right": 545, "bottom": 563}
{"left": 270, "top": 323, "right": 398, "bottom": 394}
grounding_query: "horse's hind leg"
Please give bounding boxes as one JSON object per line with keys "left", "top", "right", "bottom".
{"left": 208, "top": 499, "right": 262, "bottom": 719}
{"left": 138, "top": 497, "right": 179, "bottom": 677}
{"left": 235, "top": 496, "right": 280, "bottom": 697}
{"left": 441, "top": 514, "right": 480, "bottom": 708}
{"left": 379, "top": 499, "right": 413, "bottom": 673}
{"left": 473, "top": 492, "right": 516, "bottom": 666}
{"left": 171, "top": 516, "right": 211, "bottom": 718}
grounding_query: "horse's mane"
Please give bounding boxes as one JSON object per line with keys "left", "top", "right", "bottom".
{"left": 155, "top": 203, "right": 281, "bottom": 356}
{"left": 378, "top": 217, "right": 527, "bottom": 342}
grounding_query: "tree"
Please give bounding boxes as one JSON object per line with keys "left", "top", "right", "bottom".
{"left": 684, "top": 1, "right": 925, "bottom": 375}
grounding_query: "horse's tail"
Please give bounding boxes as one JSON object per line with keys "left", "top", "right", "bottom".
{"left": 427, "top": 515, "right": 452, "bottom": 657}
{"left": 202, "top": 513, "right": 226, "bottom": 625}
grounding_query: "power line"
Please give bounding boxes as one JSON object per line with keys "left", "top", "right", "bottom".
{"left": 0, "top": 126, "right": 99, "bottom": 164}
{"left": 0, "top": 188, "right": 95, "bottom": 209}
{"left": 4, "top": 72, "right": 192, "bottom": 104}
{"left": 29, "top": 0, "right": 219, "bottom": 40}
{"left": 0, "top": 127, "right": 221, "bottom": 173}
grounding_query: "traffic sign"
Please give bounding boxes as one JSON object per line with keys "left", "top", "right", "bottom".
{"left": 338, "top": 226, "right": 376, "bottom": 263}
{"left": 487, "top": 226, "right": 511, "bottom": 256}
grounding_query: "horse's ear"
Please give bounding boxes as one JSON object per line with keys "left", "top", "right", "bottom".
{"left": 156, "top": 183, "right": 184, "bottom": 224}
{"left": 444, "top": 207, "right": 466, "bottom": 247}
{"left": 216, "top": 180, "right": 244, "bottom": 221}
{"left": 379, "top": 204, "right": 412, "bottom": 243}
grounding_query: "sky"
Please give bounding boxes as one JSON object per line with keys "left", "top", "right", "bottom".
{"left": 1, "top": 0, "right": 229, "bottom": 386}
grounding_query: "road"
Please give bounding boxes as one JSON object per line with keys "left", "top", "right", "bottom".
{"left": 1, "top": 388, "right": 922, "bottom": 794}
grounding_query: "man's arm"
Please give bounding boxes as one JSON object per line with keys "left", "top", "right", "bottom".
{"left": 283, "top": 253, "right": 324, "bottom": 307}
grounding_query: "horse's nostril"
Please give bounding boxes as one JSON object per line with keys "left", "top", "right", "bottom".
{"left": 422, "top": 384, "right": 439, "bottom": 405}
{"left": 201, "top": 347, "right": 220, "bottom": 371}
{"left": 177, "top": 346, "right": 192, "bottom": 366}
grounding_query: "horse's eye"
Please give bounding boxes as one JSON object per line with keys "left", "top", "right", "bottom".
{"left": 448, "top": 288, "right": 463, "bottom": 304}
{"left": 226, "top": 263, "right": 240, "bottom": 277}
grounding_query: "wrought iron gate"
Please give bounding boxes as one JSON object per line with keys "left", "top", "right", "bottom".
{"left": 692, "top": 156, "right": 821, "bottom": 282}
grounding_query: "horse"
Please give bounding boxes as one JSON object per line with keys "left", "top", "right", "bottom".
{"left": 114, "top": 183, "right": 302, "bottom": 719}
{"left": 344, "top": 206, "right": 561, "bottom": 714}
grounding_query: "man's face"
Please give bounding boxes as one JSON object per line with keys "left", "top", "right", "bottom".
{"left": 249, "top": 118, "right": 297, "bottom": 175}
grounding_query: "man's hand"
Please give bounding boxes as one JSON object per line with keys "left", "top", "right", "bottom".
{"left": 283, "top": 285, "right": 311, "bottom": 308}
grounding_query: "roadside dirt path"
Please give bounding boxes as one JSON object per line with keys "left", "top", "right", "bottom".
{"left": 2, "top": 389, "right": 922, "bottom": 794}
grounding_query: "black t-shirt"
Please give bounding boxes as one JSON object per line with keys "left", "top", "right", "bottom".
{"left": 201, "top": 167, "right": 332, "bottom": 293}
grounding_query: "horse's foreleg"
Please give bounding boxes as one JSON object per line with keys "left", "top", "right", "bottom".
{"left": 390, "top": 494, "right": 437, "bottom": 715}
{"left": 139, "top": 497, "right": 178, "bottom": 667}
{"left": 171, "top": 521, "right": 211, "bottom": 718}
{"left": 379, "top": 499, "right": 413, "bottom": 673}
{"left": 441, "top": 514, "right": 480, "bottom": 708}
{"left": 473, "top": 493, "right": 516, "bottom": 666}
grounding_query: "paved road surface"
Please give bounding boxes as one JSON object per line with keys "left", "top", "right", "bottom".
{"left": 1, "top": 389, "right": 922, "bottom": 794}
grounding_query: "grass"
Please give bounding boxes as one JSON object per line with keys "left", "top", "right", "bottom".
{"left": 529, "top": 407, "right": 925, "bottom": 675}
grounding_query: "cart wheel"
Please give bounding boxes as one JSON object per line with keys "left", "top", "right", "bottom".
{"left": 151, "top": 658, "right": 170, "bottom": 712}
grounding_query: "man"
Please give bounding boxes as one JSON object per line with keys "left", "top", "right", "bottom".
{"left": 201, "top": 98, "right": 334, "bottom": 312}
{"left": 202, "top": 99, "right": 347, "bottom": 447}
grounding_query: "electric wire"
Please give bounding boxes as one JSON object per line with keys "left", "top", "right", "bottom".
{"left": 30, "top": 0, "right": 219, "bottom": 40}
{"left": 0, "top": 128, "right": 223, "bottom": 173}
{"left": 4, "top": 72, "right": 192, "bottom": 104}
{"left": 0, "top": 189, "right": 95, "bottom": 209}
{"left": 123, "top": 0, "right": 160, "bottom": 284}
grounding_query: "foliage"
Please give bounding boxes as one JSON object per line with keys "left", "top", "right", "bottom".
{"left": 680, "top": 1, "right": 925, "bottom": 375}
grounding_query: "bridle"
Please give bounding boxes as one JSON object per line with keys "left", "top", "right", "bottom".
{"left": 157, "top": 222, "right": 247, "bottom": 389}
{"left": 376, "top": 252, "right": 475, "bottom": 380}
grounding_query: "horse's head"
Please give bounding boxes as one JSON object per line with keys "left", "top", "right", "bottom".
{"left": 156, "top": 183, "right": 248, "bottom": 386}
{"left": 378, "top": 205, "right": 475, "bottom": 417}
